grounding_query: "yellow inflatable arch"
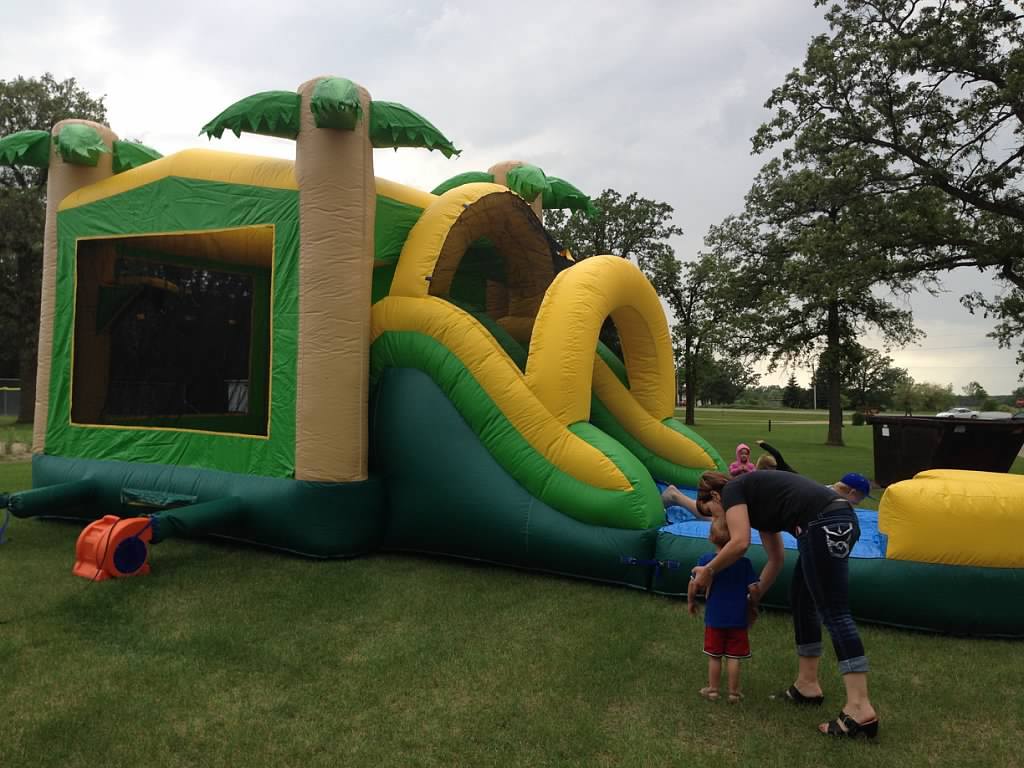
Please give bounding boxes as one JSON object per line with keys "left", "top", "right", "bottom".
{"left": 389, "top": 181, "right": 553, "bottom": 323}
{"left": 526, "top": 255, "right": 675, "bottom": 426}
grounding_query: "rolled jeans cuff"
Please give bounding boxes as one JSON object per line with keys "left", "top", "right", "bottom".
{"left": 838, "top": 655, "right": 870, "bottom": 675}
{"left": 796, "top": 642, "right": 823, "bottom": 658}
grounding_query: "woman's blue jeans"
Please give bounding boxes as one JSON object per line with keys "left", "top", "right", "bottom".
{"left": 789, "top": 502, "right": 869, "bottom": 675}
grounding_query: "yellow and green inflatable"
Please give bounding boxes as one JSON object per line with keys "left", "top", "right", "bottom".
{"left": 1, "top": 75, "right": 724, "bottom": 592}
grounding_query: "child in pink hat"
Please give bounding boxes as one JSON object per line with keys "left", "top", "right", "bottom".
{"left": 729, "top": 443, "right": 757, "bottom": 477}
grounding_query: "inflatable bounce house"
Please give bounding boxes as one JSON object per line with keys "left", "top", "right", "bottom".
{"left": 2, "top": 76, "right": 1021, "bottom": 638}
{"left": 0, "top": 75, "right": 725, "bottom": 585}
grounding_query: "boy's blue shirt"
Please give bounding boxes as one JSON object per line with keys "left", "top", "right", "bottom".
{"left": 698, "top": 552, "right": 758, "bottom": 629}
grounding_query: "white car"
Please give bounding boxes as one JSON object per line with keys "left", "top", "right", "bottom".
{"left": 936, "top": 407, "right": 979, "bottom": 418}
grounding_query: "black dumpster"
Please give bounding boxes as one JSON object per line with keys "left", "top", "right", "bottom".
{"left": 864, "top": 415, "right": 1024, "bottom": 487}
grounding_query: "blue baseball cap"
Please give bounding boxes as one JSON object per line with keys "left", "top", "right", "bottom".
{"left": 841, "top": 472, "right": 873, "bottom": 499}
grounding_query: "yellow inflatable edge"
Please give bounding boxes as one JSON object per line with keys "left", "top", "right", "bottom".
{"left": 59, "top": 148, "right": 435, "bottom": 211}
{"left": 526, "top": 255, "right": 675, "bottom": 426}
{"left": 879, "top": 469, "right": 1024, "bottom": 568}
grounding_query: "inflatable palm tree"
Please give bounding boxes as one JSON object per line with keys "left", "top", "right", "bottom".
{"left": 432, "top": 161, "right": 596, "bottom": 217}
{"left": 199, "top": 77, "right": 459, "bottom": 482}
{"left": 0, "top": 124, "right": 162, "bottom": 451}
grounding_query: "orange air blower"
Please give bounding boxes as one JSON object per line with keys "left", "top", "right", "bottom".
{"left": 72, "top": 515, "right": 153, "bottom": 581}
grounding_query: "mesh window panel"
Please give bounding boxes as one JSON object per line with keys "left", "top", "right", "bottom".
{"left": 72, "top": 243, "right": 270, "bottom": 436}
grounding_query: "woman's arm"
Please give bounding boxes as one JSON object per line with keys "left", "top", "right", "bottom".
{"left": 691, "top": 504, "right": 751, "bottom": 590}
{"left": 756, "top": 530, "right": 785, "bottom": 595}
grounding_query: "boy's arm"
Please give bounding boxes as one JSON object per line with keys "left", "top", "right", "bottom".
{"left": 746, "top": 581, "right": 761, "bottom": 625}
{"left": 693, "top": 505, "right": 751, "bottom": 591}
{"left": 687, "top": 574, "right": 699, "bottom": 615}
{"left": 756, "top": 440, "right": 797, "bottom": 473}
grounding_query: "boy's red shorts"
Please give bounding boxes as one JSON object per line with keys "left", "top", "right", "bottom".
{"left": 703, "top": 626, "right": 751, "bottom": 659}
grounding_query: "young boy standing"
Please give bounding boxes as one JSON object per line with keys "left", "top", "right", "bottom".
{"left": 688, "top": 518, "right": 760, "bottom": 702}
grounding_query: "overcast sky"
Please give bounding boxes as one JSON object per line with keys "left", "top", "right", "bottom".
{"left": 3, "top": 0, "right": 1020, "bottom": 394}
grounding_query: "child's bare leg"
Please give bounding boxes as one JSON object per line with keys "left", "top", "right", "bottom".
{"left": 727, "top": 657, "right": 743, "bottom": 702}
{"left": 701, "top": 656, "right": 722, "bottom": 700}
{"left": 661, "top": 485, "right": 700, "bottom": 515}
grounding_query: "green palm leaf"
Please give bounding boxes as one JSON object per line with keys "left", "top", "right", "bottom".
{"left": 0, "top": 130, "right": 51, "bottom": 168}
{"left": 310, "top": 77, "right": 362, "bottom": 130}
{"left": 201, "top": 91, "right": 301, "bottom": 140}
{"left": 112, "top": 140, "right": 163, "bottom": 173}
{"left": 505, "top": 164, "right": 550, "bottom": 202}
{"left": 431, "top": 171, "right": 494, "bottom": 196}
{"left": 55, "top": 124, "right": 109, "bottom": 166}
{"left": 543, "top": 176, "right": 596, "bottom": 215}
{"left": 369, "top": 101, "right": 460, "bottom": 158}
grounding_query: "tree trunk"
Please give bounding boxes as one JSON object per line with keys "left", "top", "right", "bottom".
{"left": 15, "top": 248, "right": 40, "bottom": 424}
{"left": 17, "top": 341, "right": 36, "bottom": 424}
{"left": 684, "top": 335, "right": 697, "bottom": 426}
{"left": 685, "top": 367, "right": 697, "bottom": 425}
{"left": 825, "top": 299, "right": 844, "bottom": 446}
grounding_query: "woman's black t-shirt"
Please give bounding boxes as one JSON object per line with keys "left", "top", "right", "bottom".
{"left": 720, "top": 471, "right": 841, "bottom": 533}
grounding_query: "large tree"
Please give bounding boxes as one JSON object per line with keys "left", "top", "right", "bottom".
{"left": 666, "top": 254, "right": 735, "bottom": 424}
{"left": 699, "top": 355, "right": 761, "bottom": 406}
{"left": 839, "top": 344, "right": 912, "bottom": 410}
{"left": 756, "top": 0, "right": 1024, "bottom": 375}
{"left": 544, "top": 189, "right": 683, "bottom": 270}
{"left": 0, "top": 74, "right": 107, "bottom": 422}
{"left": 705, "top": 148, "right": 925, "bottom": 445}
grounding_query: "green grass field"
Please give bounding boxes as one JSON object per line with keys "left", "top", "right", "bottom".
{"left": 677, "top": 408, "right": 880, "bottom": 507}
{"left": 1, "top": 412, "right": 1022, "bottom": 767}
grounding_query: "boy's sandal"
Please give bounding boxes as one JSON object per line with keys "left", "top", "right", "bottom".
{"left": 821, "top": 711, "right": 880, "bottom": 739}
{"left": 771, "top": 685, "right": 824, "bottom": 706}
{"left": 727, "top": 692, "right": 744, "bottom": 703}
{"left": 699, "top": 687, "right": 719, "bottom": 701}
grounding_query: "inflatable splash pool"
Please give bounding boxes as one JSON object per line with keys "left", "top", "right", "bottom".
{"left": 652, "top": 471, "right": 1024, "bottom": 637}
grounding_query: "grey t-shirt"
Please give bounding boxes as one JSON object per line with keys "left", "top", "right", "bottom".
{"left": 720, "top": 471, "right": 841, "bottom": 533}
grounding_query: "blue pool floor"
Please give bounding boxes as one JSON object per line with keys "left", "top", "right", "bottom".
{"left": 659, "top": 486, "right": 888, "bottom": 559}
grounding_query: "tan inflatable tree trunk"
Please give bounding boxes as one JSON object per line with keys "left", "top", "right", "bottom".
{"left": 294, "top": 78, "right": 376, "bottom": 482}
{"left": 33, "top": 120, "right": 118, "bottom": 453}
{"left": 488, "top": 160, "right": 543, "bottom": 218}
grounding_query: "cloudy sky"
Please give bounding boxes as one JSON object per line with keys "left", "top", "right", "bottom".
{"left": 3, "top": 0, "right": 1020, "bottom": 394}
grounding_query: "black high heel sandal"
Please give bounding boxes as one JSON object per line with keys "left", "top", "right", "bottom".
{"left": 822, "top": 711, "right": 880, "bottom": 739}
{"left": 771, "top": 685, "right": 824, "bottom": 706}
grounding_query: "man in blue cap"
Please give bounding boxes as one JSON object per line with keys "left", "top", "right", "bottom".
{"left": 833, "top": 472, "right": 873, "bottom": 506}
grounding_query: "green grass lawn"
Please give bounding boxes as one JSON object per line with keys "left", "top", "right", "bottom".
{"left": 1, "top": 413, "right": 1022, "bottom": 767}
{"left": 684, "top": 408, "right": 879, "bottom": 508}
